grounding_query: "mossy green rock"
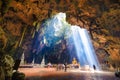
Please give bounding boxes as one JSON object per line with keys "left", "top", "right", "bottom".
{"left": 12, "top": 71, "right": 25, "bottom": 80}
{"left": 0, "top": 50, "right": 14, "bottom": 80}
{"left": 0, "top": 66, "right": 5, "bottom": 80}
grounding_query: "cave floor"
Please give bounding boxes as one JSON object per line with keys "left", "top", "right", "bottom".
{"left": 18, "top": 66, "right": 119, "bottom": 80}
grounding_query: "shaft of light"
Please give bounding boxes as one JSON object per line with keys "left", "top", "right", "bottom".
{"left": 71, "top": 26, "right": 101, "bottom": 70}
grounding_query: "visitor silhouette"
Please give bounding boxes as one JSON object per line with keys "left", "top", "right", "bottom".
{"left": 64, "top": 62, "right": 67, "bottom": 72}
{"left": 93, "top": 65, "right": 96, "bottom": 70}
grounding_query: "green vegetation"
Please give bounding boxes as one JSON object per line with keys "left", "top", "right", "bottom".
{"left": 0, "top": 49, "right": 14, "bottom": 80}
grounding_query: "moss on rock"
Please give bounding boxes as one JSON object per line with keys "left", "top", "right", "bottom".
{"left": 0, "top": 49, "right": 14, "bottom": 80}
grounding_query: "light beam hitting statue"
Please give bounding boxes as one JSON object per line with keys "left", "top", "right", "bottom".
{"left": 70, "top": 25, "right": 100, "bottom": 70}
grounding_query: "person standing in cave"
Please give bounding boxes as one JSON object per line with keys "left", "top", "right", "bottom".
{"left": 64, "top": 62, "right": 67, "bottom": 72}
{"left": 93, "top": 65, "right": 96, "bottom": 70}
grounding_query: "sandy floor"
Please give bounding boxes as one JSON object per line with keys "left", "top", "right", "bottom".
{"left": 19, "top": 67, "right": 119, "bottom": 80}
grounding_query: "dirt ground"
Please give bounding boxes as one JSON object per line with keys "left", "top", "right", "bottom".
{"left": 18, "top": 67, "right": 119, "bottom": 80}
